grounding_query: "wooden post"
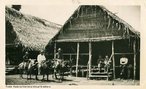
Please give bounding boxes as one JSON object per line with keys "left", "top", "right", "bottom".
{"left": 69, "top": 54, "right": 72, "bottom": 76}
{"left": 133, "top": 40, "right": 136, "bottom": 80}
{"left": 54, "top": 42, "right": 56, "bottom": 59}
{"left": 112, "top": 41, "right": 115, "bottom": 79}
{"left": 88, "top": 42, "right": 92, "bottom": 78}
{"left": 76, "top": 42, "right": 80, "bottom": 77}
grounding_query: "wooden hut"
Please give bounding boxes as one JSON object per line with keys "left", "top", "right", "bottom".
{"left": 46, "top": 5, "right": 140, "bottom": 80}
{"left": 6, "top": 6, "right": 61, "bottom": 65}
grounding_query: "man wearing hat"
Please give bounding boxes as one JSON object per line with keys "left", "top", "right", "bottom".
{"left": 55, "top": 48, "right": 63, "bottom": 63}
{"left": 56, "top": 48, "right": 63, "bottom": 59}
{"left": 23, "top": 51, "right": 29, "bottom": 62}
{"left": 37, "top": 50, "right": 46, "bottom": 75}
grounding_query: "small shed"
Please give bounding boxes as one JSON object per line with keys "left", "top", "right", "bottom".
{"left": 6, "top": 6, "right": 61, "bottom": 65}
{"left": 46, "top": 5, "right": 140, "bottom": 80}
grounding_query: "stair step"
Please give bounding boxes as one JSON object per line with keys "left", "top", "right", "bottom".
{"left": 89, "top": 75, "right": 112, "bottom": 78}
{"left": 6, "top": 68, "right": 15, "bottom": 72}
{"left": 91, "top": 72, "right": 112, "bottom": 75}
{"left": 7, "top": 67, "right": 15, "bottom": 70}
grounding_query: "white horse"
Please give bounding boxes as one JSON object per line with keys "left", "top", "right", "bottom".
{"left": 18, "top": 59, "right": 38, "bottom": 80}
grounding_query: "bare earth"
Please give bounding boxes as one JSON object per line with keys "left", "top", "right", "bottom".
{"left": 6, "top": 74, "right": 139, "bottom": 85}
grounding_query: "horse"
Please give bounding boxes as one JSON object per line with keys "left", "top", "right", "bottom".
{"left": 26, "top": 59, "right": 38, "bottom": 80}
{"left": 18, "top": 59, "right": 38, "bottom": 80}
{"left": 40, "top": 60, "right": 54, "bottom": 81}
{"left": 52, "top": 59, "right": 70, "bottom": 81}
{"left": 18, "top": 61, "right": 29, "bottom": 78}
{"left": 18, "top": 61, "right": 24, "bottom": 78}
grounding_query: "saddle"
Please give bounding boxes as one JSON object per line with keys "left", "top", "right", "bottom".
{"left": 53, "top": 59, "right": 64, "bottom": 68}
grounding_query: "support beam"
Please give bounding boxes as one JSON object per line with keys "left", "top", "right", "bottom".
{"left": 76, "top": 42, "right": 80, "bottom": 77}
{"left": 114, "top": 53, "right": 134, "bottom": 55}
{"left": 54, "top": 42, "right": 56, "bottom": 59}
{"left": 133, "top": 40, "right": 136, "bottom": 80}
{"left": 88, "top": 42, "right": 92, "bottom": 77}
{"left": 69, "top": 54, "right": 72, "bottom": 76}
{"left": 112, "top": 41, "right": 115, "bottom": 79}
{"left": 63, "top": 53, "right": 89, "bottom": 55}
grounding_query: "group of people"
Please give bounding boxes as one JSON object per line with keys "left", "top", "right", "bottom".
{"left": 21, "top": 48, "right": 132, "bottom": 79}
{"left": 21, "top": 48, "right": 63, "bottom": 75}
{"left": 97, "top": 55, "right": 112, "bottom": 72}
{"left": 96, "top": 54, "right": 132, "bottom": 79}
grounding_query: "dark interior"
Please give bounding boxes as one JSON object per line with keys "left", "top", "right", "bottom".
{"left": 53, "top": 39, "right": 140, "bottom": 79}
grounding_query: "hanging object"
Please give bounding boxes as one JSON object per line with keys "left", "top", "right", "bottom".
{"left": 126, "top": 27, "right": 130, "bottom": 35}
{"left": 69, "top": 18, "right": 72, "bottom": 28}
{"left": 107, "top": 15, "right": 111, "bottom": 29}
{"left": 112, "top": 19, "right": 115, "bottom": 29}
{"left": 122, "top": 24, "right": 127, "bottom": 37}
{"left": 103, "top": 11, "right": 107, "bottom": 21}
{"left": 116, "top": 22, "right": 118, "bottom": 29}
{"left": 118, "top": 23, "right": 121, "bottom": 30}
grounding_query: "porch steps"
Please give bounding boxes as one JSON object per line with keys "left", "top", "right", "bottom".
{"left": 89, "top": 72, "right": 112, "bottom": 80}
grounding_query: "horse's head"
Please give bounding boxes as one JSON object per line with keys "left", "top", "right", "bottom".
{"left": 40, "top": 60, "right": 52, "bottom": 69}
{"left": 61, "top": 60, "right": 70, "bottom": 68}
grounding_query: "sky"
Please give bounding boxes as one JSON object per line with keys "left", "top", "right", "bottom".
{"left": 19, "top": 5, "right": 140, "bottom": 31}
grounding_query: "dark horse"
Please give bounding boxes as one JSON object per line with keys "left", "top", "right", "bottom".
{"left": 52, "top": 59, "right": 70, "bottom": 81}
{"left": 18, "top": 59, "right": 38, "bottom": 80}
{"left": 40, "top": 60, "right": 54, "bottom": 81}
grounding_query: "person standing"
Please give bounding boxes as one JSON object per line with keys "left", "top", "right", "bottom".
{"left": 37, "top": 50, "right": 46, "bottom": 75}
{"left": 120, "top": 55, "right": 128, "bottom": 79}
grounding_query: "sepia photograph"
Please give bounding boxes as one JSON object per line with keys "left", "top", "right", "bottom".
{"left": 5, "top": 4, "right": 140, "bottom": 85}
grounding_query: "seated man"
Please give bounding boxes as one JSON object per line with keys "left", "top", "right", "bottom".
{"left": 37, "top": 50, "right": 46, "bottom": 75}
{"left": 104, "top": 55, "right": 111, "bottom": 72}
{"left": 55, "top": 48, "right": 63, "bottom": 63}
{"left": 23, "top": 51, "right": 29, "bottom": 62}
{"left": 97, "top": 55, "right": 104, "bottom": 72}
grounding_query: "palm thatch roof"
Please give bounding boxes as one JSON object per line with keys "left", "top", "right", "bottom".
{"left": 6, "top": 6, "right": 61, "bottom": 51}
{"left": 52, "top": 5, "right": 140, "bottom": 42}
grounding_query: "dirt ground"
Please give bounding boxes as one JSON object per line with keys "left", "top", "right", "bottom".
{"left": 6, "top": 74, "right": 140, "bottom": 85}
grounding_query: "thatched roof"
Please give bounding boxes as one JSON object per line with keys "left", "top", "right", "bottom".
{"left": 6, "top": 6, "right": 61, "bottom": 51}
{"left": 52, "top": 5, "right": 140, "bottom": 42}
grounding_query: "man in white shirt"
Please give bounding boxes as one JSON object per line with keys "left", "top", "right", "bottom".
{"left": 37, "top": 50, "right": 46, "bottom": 75}
{"left": 120, "top": 55, "right": 128, "bottom": 79}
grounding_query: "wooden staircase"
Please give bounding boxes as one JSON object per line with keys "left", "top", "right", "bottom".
{"left": 88, "top": 68, "right": 113, "bottom": 80}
